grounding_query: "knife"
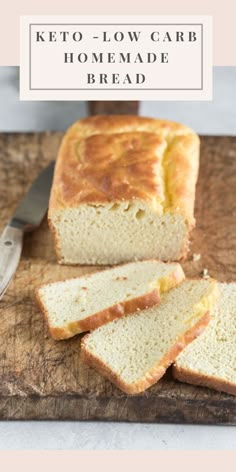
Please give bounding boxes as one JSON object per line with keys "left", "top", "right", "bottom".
{"left": 0, "top": 161, "right": 55, "bottom": 300}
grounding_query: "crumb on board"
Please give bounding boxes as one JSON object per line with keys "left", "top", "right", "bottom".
{"left": 202, "top": 268, "right": 210, "bottom": 279}
{"left": 193, "top": 253, "right": 201, "bottom": 262}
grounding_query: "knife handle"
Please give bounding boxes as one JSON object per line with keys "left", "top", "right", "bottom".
{"left": 0, "top": 224, "right": 24, "bottom": 300}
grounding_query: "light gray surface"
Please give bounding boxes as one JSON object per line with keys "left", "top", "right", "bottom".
{"left": 142, "top": 67, "right": 236, "bottom": 135}
{"left": 0, "top": 422, "right": 236, "bottom": 450}
{"left": 0, "top": 66, "right": 235, "bottom": 450}
{"left": 0, "top": 68, "right": 87, "bottom": 132}
{"left": 0, "top": 67, "right": 235, "bottom": 135}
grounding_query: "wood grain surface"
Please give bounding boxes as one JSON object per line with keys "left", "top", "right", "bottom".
{"left": 0, "top": 132, "right": 235, "bottom": 423}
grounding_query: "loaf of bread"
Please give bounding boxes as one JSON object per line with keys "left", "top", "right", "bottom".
{"left": 35, "top": 260, "right": 185, "bottom": 340}
{"left": 173, "top": 283, "right": 236, "bottom": 396}
{"left": 48, "top": 115, "right": 200, "bottom": 265}
{"left": 81, "top": 279, "right": 218, "bottom": 394}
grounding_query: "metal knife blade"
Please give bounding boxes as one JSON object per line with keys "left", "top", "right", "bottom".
{"left": 0, "top": 161, "right": 55, "bottom": 300}
{"left": 10, "top": 160, "right": 55, "bottom": 230}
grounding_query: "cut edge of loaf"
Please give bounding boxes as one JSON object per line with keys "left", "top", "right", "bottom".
{"left": 81, "top": 311, "right": 211, "bottom": 395}
{"left": 172, "top": 365, "right": 236, "bottom": 397}
{"left": 48, "top": 217, "right": 63, "bottom": 264}
{"left": 48, "top": 115, "right": 199, "bottom": 266}
{"left": 81, "top": 278, "right": 219, "bottom": 394}
{"left": 35, "top": 260, "right": 185, "bottom": 340}
{"left": 48, "top": 205, "right": 192, "bottom": 266}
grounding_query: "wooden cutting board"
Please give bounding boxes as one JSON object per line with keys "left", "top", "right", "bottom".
{"left": 0, "top": 132, "right": 235, "bottom": 424}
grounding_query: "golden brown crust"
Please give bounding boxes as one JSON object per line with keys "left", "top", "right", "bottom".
{"left": 34, "top": 288, "right": 58, "bottom": 339}
{"left": 81, "top": 311, "right": 211, "bottom": 395}
{"left": 35, "top": 288, "right": 160, "bottom": 340}
{"left": 35, "top": 260, "right": 185, "bottom": 340}
{"left": 79, "top": 290, "right": 161, "bottom": 333}
{"left": 48, "top": 115, "right": 199, "bottom": 227}
{"left": 47, "top": 216, "right": 63, "bottom": 262}
{"left": 173, "top": 365, "right": 236, "bottom": 397}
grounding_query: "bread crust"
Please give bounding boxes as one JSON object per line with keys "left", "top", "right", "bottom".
{"left": 81, "top": 311, "right": 211, "bottom": 395}
{"left": 48, "top": 115, "right": 199, "bottom": 227}
{"left": 47, "top": 215, "right": 63, "bottom": 262}
{"left": 172, "top": 365, "right": 236, "bottom": 397}
{"left": 35, "top": 287, "right": 160, "bottom": 340}
{"left": 35, "top": 260, "right": 185, "bottom": 340}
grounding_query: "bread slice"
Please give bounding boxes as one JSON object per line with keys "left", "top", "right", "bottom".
{"left": 81, "top": 279, "right": 219, "bottom": 394}
{"left": 36, "top": 260, "right": 185, "bottom": 340}
{"left": 173, "top": 283, "right": 236, "bottom": 396}
{"left": 48, "top": 115, "right": 199, "bottom": 265}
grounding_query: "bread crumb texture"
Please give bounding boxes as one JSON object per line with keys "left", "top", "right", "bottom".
{"left": 193, "top": 253, "right": 201, "bottom": 262}
{"left": 48, "top": 115, "right": 200, "bottom": 264}
{"left": 36, "top": 260, "right": 185, "bottom": 339}
{"left": 82, "top": 279, "right": 218, "bottom": 393}
{"left": 202, "top": 268, "right": 210, "bottom": 279}
{"left": 174, "top": 283, "right": 236, "bottom": 395}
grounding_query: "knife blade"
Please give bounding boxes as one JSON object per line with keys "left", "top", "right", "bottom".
{"left": 0, "top": 161, "right": 55, "bottom": 300}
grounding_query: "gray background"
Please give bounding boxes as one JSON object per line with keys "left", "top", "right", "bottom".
{"left": 0, "top": 67, "right": 236, "bottom": 135}
{"left": 0, "top": 66, "right": 235, "bottom": 450}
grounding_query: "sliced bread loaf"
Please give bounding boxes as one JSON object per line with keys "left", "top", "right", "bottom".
{"left": 173, "top": 283, "right": 236, "bottom": 396}
{"left": 36, "top": 260, "right": 185, "bottom": 340}
{"left": 81, "top": 279, "right": 219, "bottom": 394}
{"left": 49, "top": 115, "right": 199, "bottom": 265}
